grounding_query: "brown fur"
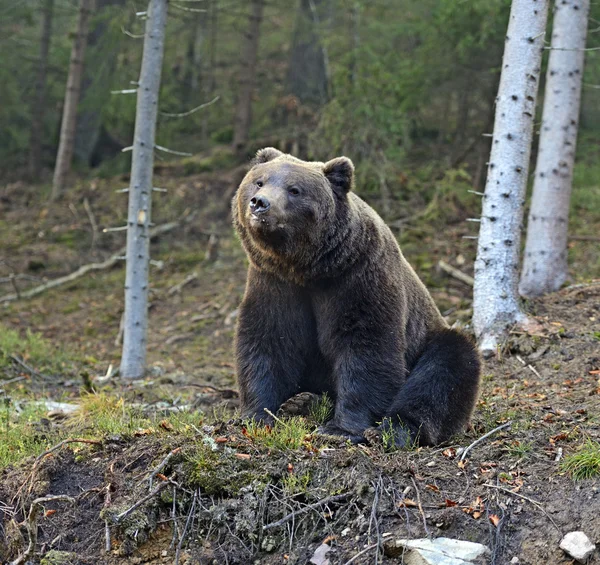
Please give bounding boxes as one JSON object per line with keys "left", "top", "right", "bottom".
{"left": 232, "top": 148, "right": 480, "bottom": 445}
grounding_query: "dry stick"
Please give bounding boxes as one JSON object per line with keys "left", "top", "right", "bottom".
{"left": 176, "top": 489, "right": 198, "bottom": 565}
{"left": 1, "top": 375, "right": 27, "bottom": 386}
{"left": 114, "top": 481, "right": 169, "bottom": 524}
{"left": 104, "top": 485, "right": 112, "bottom": 553}
{"left": 83, "top": 197, "right": 98, "bottom": 252}
{"left": 148, "top": 447, "right": 182, "bottom": 490}
{"left": 569, "top": 235, "right": 600, "bottom": 242}
{"left": 484, "top": 483, "right": 561, "bottom": 534}
{"left": 9, "top": 354, "right": 48, "bottom": 381}
{"left": 437, "top": 260, "right": 475, "bottom": 287}
{"left": 459, "top": 421, "right": 512, "bottom": 462}
{"left": 0, "top": 219, "right": 182, "bottom": 303}
{"left": 262, "top": 493, "right": 349, "bottom": 531}
{"left": 342, "top": 542, "right": 380, "bottom": 565}
{"left": 10, "top": 495, "right": 76, "bottom": 565}
{"left": 410, "top": 476, "right": 430, "bottom": 538}
{"left": 167, "top": 272, "right": 199, "bottom": 296}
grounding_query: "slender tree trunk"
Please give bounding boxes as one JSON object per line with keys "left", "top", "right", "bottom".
{"left": 120, "top": 0, "right": 168, "bottom": 379}
{"left": 28, "top": 0, "right": 54, "bottom": 181}
{"left": 232, "top": 0, "right": 264, "bottom": 151}
{"left": 519, "top": 0, "right": 590, "bottom": 297}
{"left": 472, "top": 0, "right": 550, "bottom": 354}
{"left": 51, "top": 0, "right": 94, "bottom": 200}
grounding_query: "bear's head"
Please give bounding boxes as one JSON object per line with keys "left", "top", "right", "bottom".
{"left": 233, "top": 148, "right": 354, "bottom": 261}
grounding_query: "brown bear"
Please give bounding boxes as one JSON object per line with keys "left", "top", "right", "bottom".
{"left": 232, "top": 148, "right": 480, "bottom": 446}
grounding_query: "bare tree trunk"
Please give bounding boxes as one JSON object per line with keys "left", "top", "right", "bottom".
{"left": 519, "top": 0, "right": 590, "bottom": 297}
{"left": 232, "top": 0, "right": 264, "bottom": 151}
{"left": 51, "top": 0, "right": 94, "bottom": 200}
{"left": 472, "top": 0, "right": 549, "bottom": 354}
{"left": 28, "top": 0, "right": 54, "bottom": 181}
{"left": 120, "top": 0, "right": 168, "bottom": 379}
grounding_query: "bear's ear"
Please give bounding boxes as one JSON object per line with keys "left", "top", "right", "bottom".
{"left": 253, "top": 147, "right": 283, "bottom": 165}
{"left": 323, "top": 157, "right": 354, "bottom": 195}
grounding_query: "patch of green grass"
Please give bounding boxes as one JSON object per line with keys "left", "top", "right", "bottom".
{"left": 593, "top": 332, "right": 600, "bottom": 341}
{"left": 0, "top": 401, "right": 60, "bottom": 470}
{"left": 379, "top": 417, "right": 417, "bottom": 452}
{"left": 0, "top": 323, "right": 69, "bottom": 372}
{"left": 309, "top": 393, "right": 333, "bottom": 425}
{"left": 561, "top": 440, "right": 600, "bottom": 480}
{"left": 505, "top": 440, "right": 532, "bottom": 460}
{"left": 243, "top": 417, "right": 312, "bottom": 451}
{"left": 282, "top": 470, "right": 312, "bottom": 496}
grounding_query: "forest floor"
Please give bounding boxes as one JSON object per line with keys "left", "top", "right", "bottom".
{"left": 0, "top": 162, "right": 599, "bottom": 565}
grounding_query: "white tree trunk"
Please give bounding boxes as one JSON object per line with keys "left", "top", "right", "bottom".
{"left": 51, "top": 0, "right": 93, "bottom": 200}
{"left": 120, "top": 0, "right": 168, "bottom": 379}
{"left": 472, "top": 0, "right": 550, "bottom": 354}
{"left": 519, "top": 0, "right": 590, "bottom": 297}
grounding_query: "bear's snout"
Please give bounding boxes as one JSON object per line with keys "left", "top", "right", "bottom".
{"left": 249, "top": 195, "right": 271, "bottom": 215}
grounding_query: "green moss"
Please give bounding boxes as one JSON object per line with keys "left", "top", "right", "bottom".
{"left": 40, "top": 550, "right": 78, "bottom": 565}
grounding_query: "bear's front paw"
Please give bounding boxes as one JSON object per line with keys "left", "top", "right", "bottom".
{"left": 278, "top": 392, "right": 320, "bottom": 417}
{"left": 317, "top": 422, "right": 365, "bottom": 444}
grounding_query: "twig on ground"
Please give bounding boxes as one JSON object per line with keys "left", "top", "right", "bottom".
{"left": 527, "top": 364, "right": 541, "bottom": 379}
{"left": 410, "top": 476, "right": 430, "bottom": 538}
{"left": 9, "top": 355, "right": 48, "bottom": 381}
{"left": 342, "top": 542, "right": 380, "bottom": 565}
{"left": 459, "top": 421, "right": 512, "bottom": 462}
{"left": 0, "top": 219, "right": 188, "bottom": 303}
{"left": 176, "top": 489, "right": 198, "bottom": 565}
{"left": 484, "top": 483, "right": 561, "bottom": 534}
{"left": 263, "top": 407, "right": 285, "bottom": 425}
{"left": 114, "top": 481, "right": 169, "bottom": 524}
{"left": 555, "top": 447, "right": 563, "bottom": 463}
{"left": 104, "top": 484, "right": 112, "bottom": 553}
{"left": 10, "top": 495, "right": 76, "bottom": 565}
{"left": 262, "top": 493, "right": 349, "bottom": 531}
{"left": 148, "top": 447, "right": 182, "bottom": 490}
{"left": 438, "top": 260, "right": 474, "bottom": 286}
{"left": 83, "top": 197, "right": 98, "bottom": 252}
{"left": 167, "top": 272, "right": 199, "bottom": 296}
{"left": 1, "top": 375, "right": 27, "bottom": 386}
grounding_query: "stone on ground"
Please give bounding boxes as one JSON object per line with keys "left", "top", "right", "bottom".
{"left": 384, "top": 537, "right": 490, "bottom": 564}
{"left": 559, "top": 531, "right": 596, "bottom": 563}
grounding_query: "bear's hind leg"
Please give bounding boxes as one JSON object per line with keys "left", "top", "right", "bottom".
{"left": 383, "top": 329, "right": 481, "bottom": 446}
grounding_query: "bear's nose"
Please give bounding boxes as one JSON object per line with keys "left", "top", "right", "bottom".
{"left": 249, "top": 195, "right": 270, "bottom": 215}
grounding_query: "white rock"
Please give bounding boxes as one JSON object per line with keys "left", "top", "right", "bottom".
{"left": 385, "top": 537, "right": 490, "bottom": 565}
{"left": 560, "top": 531, "right": 596, "bottom": 563}
{"left": 309, "top": 543, "right": 331, "bottom": 565}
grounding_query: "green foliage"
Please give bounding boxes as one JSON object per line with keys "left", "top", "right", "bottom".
{"left": 243, "top": 417, "right": 312, "bottom": 451}
{"left": 0, "top": 323, "right": 67, "bottom": 373}
{"left": 561, "top": 440, "right": 600, "bottom": 480}
{"left": 309, "top": 393, "right": 333, "bottom": 425}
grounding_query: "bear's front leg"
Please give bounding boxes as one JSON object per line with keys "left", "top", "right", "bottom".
{"left": 320, "top": 349, "right": 404, "bottom": 443}
{"left": 235, "top": 268, "right": 318, "bottom": 424}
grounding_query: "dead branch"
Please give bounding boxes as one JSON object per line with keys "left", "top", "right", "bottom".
{"left": 410, "top": 476, "right": 429, "bottom": 538}
{"left": 161, "top": 95, "right": 220, "bottom": 118}
{"left": 104, "top": 485, "right": 112, "bottom": 553}
{"left": 0, "top": 219, "right": 184, "bottom": 303}
{"left": 10, "top": 495, "right": 76, "bottom": 565}
{"left": 484, "top": 483, "right": 561, "bottom": 534}
{"left": 148, "top": 447, "right": 182, "bottom": 490}
{"left": 83, "top": 197, "right": 98, "bottom": 251}
{"left": 262, "top": 493, "right": 349, "bottom": 531}
{"left": 9, "top": 355, "right": 49, "bottom": 380}
{"left": 342, "top": 543, "right": 379, "bottom": 565}
{"left": 176, "top": 489, "right": 198, "bottom": 565}
{"left": 167, "top": 272, "right": 199, "bottom": 296}
{"left": 569, "top": 235, "right": 600, "bottom": 242}
{"left": 114, "top": 481, "right": 169, "bottom": 523}
{"left": 458, "top": 421, "right": 512, "bottom": 462}
{"left": 438, "top": 260, "right": 474, "bottom": 287}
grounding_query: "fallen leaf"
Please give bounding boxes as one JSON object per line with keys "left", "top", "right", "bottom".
{"left": 157, "top": 473, "right": 168, "bottom": 481}
{"left": 235, "top": 453, "right": 251, "bottom": 460}
{"left": 442, "top": 448, "right": 456, "bottom": 459}
{"left": 215, "top": 436, "right": 228, "bottom": 443}
{"left": 159, "top": 420, "right": 174, "bottom": 431}
{"left": 425, "top": 484, "right": 440, "bottom": 492}
{"left": 489, "top": 514, "right": 500, "bottom": 527}
{"left": 397, "top": 499, "right": 418, "bottom": 508}
{"left": 445, "top": 499, "right": 458, "bottom": 507}
{"left": 44, "top": 509, "right": 57, "bottom": 517}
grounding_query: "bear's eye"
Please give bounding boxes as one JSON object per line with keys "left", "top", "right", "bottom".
{"left": 288, "top": 186, "right": 300, "bottom": 196}
{"left": 256, "top": 180, "right": 264, "bottom": 188}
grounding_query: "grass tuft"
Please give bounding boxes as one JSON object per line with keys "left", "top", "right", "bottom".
{"left": 309, "top": 393, "right": 333, "bottom": 425}
{"left": 243, "top": 417, "right": 312, "bottom": 451}
{"left": 561, "top": 440, "right": 600, "bottom": 480}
